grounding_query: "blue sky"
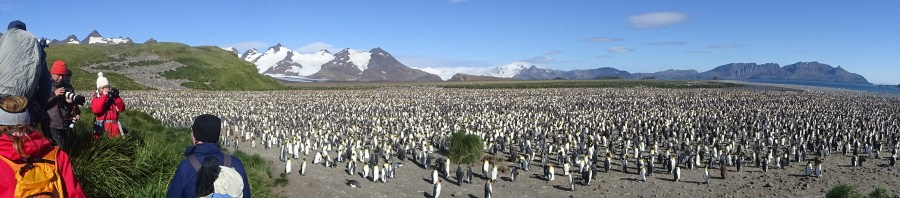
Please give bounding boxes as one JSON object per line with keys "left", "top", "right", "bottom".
{"left": 3, "top": 0, "right": 898, "bottom": 84}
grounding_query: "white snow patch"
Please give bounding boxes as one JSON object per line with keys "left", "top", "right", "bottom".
{"left": 267, "top": 74, "right": 327, "bottom": 82}
{"left": 248, "top": 45, "right": 336, "bottom": 76}
{"left": 254, "top": 45, "right": 293, "bottom": 73}
{"left": 290, "top": 51, "right": 334, "bottom": 76}
{"left": 86, "top": 36, "right": 130, "bottom": 44}
{"left": 346, "top": 49, "right": 372, "bottom": 72}
{"left": 242, "top": 49, "right": 262, "bottom": 62}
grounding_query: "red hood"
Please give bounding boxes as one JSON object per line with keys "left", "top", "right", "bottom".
{"left": 0, "top": 130, "right": 52, "bottom": 161}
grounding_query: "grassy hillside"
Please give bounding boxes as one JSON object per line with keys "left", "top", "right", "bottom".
{"left": 45, "top": 43, "right": 283, "bottom": 90}
{"left": 65, "top": 110, "right": 286, "bottom": 197}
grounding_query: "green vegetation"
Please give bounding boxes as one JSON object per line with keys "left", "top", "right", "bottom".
{"left": 826, "top": 184, "right": 898, "bottom": 198}
{"left": 128, "top": 60, "right": 170, "bottom": 67}
{"left": 45, "top": 44, "right": 151, "bottom": 90}
{"left": 448, "top": 132, "right": 484, "bottom": 164}
{"left": 437, "top": 80, "right": 743, "bottom": 89}
{"left": 65, "top": 110, "right": 284, "bottom": 197}
{"left": 45, "top": 43, "right": 283, "bottom": 91}
{"left": 594, "top": 75, "right": 625, "bottom": 80}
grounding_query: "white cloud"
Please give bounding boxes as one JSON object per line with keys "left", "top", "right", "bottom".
{"left": 583, "top": 37, "right": 623, "bottom": 43}
{"left": 296, "top": 42, "right": 338, "bottom": 54}
{"left": 224, "top": 41, "right": 268, "bottom": 52}
{"left": 411, "top": 61, "right": 534, "bottom": 80}
{"left": 542, "top": 50, "right": 563, "bottom": 56}
{"left": 629, "top": 12, "right": 687, "bottom": 29}
{"left": 608, "top": 46, "right": 633, "bottom": 53}
{"left": 521, "top": 50, "right": 562, "bottom": 64}
{"left": 647, "top": 41, "right": 686, "bottom": 46}
{"left": 708, "top": 44, "right": 746, "bottom": 49}
{"left": 684, "top": 50, "right": 711, "bottom": 54}
{"left": 412, "top": 66, "right": 497, "bottom": 80}
{"left": 523, "top": 56, "right": 554, "bottom": 64}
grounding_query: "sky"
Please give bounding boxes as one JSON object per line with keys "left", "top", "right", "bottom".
{"left": 2, "top": 0, "right": 898, "bottom": 84}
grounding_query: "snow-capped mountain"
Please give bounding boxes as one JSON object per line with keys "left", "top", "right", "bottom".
{"left": 413, "top": 62, "right": 533, "bottom": 80}
{"left": 48, "top": 35, "right": 82, "bottom": 46}
{"left": 494, "top": 62, "right": 530, "bottom": 78}
{"left": 80, "top": 30, "right": 133, "bottom": 44}
{"left": 240, "top": 48, "right": 261, "bottom": 63}
{"left": 240, "top": 44, "right": 439, "bottom": 82}
{"left": 245, "top": 43, "right": 335, "bottom": 76}
{"left": 220, "top": 47, "right": 240, "bottom": 57}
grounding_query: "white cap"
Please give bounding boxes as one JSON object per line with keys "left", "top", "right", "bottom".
{"left": 96, "top": 72, "right": 109, "bottom": 89}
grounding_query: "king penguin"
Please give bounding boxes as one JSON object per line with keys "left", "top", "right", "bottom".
{"left": 639, "top": 165, "right": 646, "bottom": 182}
{"left": 285, "top": 159, "right": 292, "bottom": 174}
{"left": 347, "top": 161, "right": 355, "bottom": 175}
{"left": 703, "top": 166, "right": 710, "bottom": 184}
{"left": 466, "top": 164, "right": 474, "bottom": 183}
{"left": 485, "top": 179, "right": 493, "bottom": 198}
{"left": 301, "top": 158, "right": 307, "bottom": 176}
{"left": 815, "top": 163, "right": 823, "bottom": 178}
{"left": 363, "top": 162, "right": 370, "bottom": 178}
{"left": 443, "top": 159, "right": 451, "bottom": 177}
{"left": 491, "top": 165, "right": 499, "bottom": 181}
{"left": 568, "top": 171, "right": 575, "bottom": 191}
{"left": 433, "top": 179, "right": 442, "bottom": 198}
{"left": 548, "top": 165, "right": 556, "bottom": 181}
{"left": 890, "top": 154, "right": 897, "bottom": 167}
{"left": 483, "top": 160, "right": 490, "bottom": 179}
{"left": 674, "top": 166, "right": 681, "bottom": 182}
{"left": 456, "top": 165, "right": 464, "bottom": 186}
{"left": 432, "top": 169, "right": 439, "bottom": 185}
{"left": 373, "top": 164, "right": 381, "bottom": 182}
{"left": 605, "top": 155, "right": 612, "bottom": 172}
{"left": 583, "top": 169, "right": 592, "bottom": 185}
{"left": 511, "top": 167, "right": 519, "bottom": 182}
{"left": 804, "top": 161, "right": 812, "bottom": 176}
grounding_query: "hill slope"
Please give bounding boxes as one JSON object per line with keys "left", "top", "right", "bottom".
{"left": 45, "top": 43, "right": 283, "bottom": 90}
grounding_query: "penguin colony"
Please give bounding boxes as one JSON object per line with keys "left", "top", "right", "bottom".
{"left": 124, "top": 87, "right": 900, "bottom": 195}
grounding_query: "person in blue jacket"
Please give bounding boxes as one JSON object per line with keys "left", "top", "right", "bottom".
{"left": 167, "top": 114, "right": 251, "bottom": 197}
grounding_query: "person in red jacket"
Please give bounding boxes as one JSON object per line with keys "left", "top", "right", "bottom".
{"left": 90, "top": 72, "right": 125, "bottom": 138}
{"left": 0, "top": 96, "right": 85, "bottom": 198}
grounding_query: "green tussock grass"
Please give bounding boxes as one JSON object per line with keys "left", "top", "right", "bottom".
{"left": 45, "top": 43, "right": 283, "bottom": 91}
{"left": 449, "top": 131, "right": 484, "bottom": 165}
{"left": 826, "top": 184, "right": 899, "bottom": 198}
{"left": 65, "top": 110, "right": 283, "bottom": 197}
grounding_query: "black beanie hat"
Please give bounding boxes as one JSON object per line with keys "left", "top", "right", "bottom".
{"left": 192, "top": 114, "right": 221, "bottom": 144}
{"left": 7, "top": 20, "right": 25, "bottom": 31}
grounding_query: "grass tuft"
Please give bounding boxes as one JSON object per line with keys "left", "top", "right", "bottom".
{"left": 65, "top": 110, "right": 283, "bottom": 197}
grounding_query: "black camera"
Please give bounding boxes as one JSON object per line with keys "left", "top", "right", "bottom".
{"left": 54, "top": 83, "right": 86, "bottom": 105}
{"left": 107, "top": 88, "right": 120, "bottom": 98}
